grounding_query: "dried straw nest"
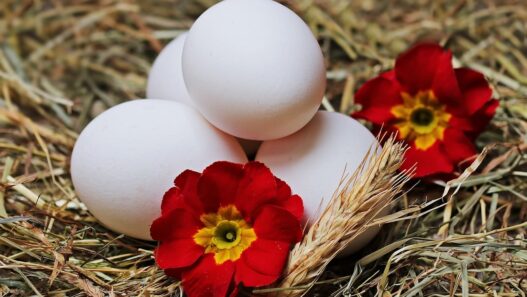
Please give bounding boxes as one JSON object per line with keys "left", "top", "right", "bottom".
{"left": 0, "top": 0, "right": 526, "bottom": 296}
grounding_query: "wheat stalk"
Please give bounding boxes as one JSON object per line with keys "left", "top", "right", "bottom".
{"left": 274, "top": 136, "right": 411, "bottom": 297}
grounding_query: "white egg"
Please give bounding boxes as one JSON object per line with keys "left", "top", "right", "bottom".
{"left": 71, "top": 100, "right": 247, "bottom": 240}
{"left": 256, "top": 111, "right": 384, "bottom": 255}
{"left": 182, "top": 0, "right": 326, "bottom": 140}
{"left": 145, "top": 32, "right": 260, "bottom": 157}
{"left": 146, "top": 33, "right": 194, "bottom": 106}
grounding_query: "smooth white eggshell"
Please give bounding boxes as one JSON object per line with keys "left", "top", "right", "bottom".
{"left": 71, "top": 100, "right": 247, "bottom": 240}
{"left": 145, "top": 32, "right": 260, "bottom": 157}
{"left": 182, "top": 0, "right": 326, "bottom": 140}
{"left": 147, "top": 33, "right": 194, "bottom": 106}
{"left": 256, "top": 111, "right": 384, "bottom": 255}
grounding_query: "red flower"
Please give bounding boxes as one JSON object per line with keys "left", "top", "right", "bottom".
{"left": 352, "top": 43, "right": 498, "bottom": 178}
{"left": 150, "top": 161, "right": 303, "bottom": 297}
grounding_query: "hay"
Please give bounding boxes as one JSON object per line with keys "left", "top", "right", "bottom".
{"left": 271, "top": 137, "right": 411, "bottom": 297}
{"left": 0, "top": 0, "right": 526, "bottom": 296}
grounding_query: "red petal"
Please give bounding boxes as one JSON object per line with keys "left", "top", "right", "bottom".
{"left": 448, "top": 115, "right": 477, "bottom": 132}
{"left": 234, "top": 162, "right": 278, "bottom": 220}
{"left": 235, "top": 239, "right": 291, "bottom": 287}
{"left": 155, "top": 239, "right": 203, "bottom": 270}
{"left": 198, "top": 161, "right": 244, "bottom": 213}
{"left": 469, "top": 99, "right": 498, "bottom": 135}
{"left": 275, "top": 177, "right": 292, "bottom": 199}
{"left": 432, "top": 53, "right": 463, "bottom": 107}
{"left": 380, "top": 70, "right": 396, "bottom": 80}
{"left": 402, "top": 141, "right": 454, "bottom": 178}
{"left": 173, "top": 170, "right": 203, "bottom": 215}
{"left": 278, "top": 194, "right": 304, "bottom": 222}
{"left": 455, "top": 68, "right": 493, "bottom": 115}
{"left": 441, "top": 128, "right": 478, "bottom": 165}
{"left": 175, "top": 169, "right": 201, "bottom": 190}
{"left": 274, "top": 178, "right": 304, "bottom": 221}
{"left": 160, "top": 187, "right": 184, "bottom": 216}
{"left": 253, "top": 205, "right": 303, "bottom": 242}
{"left": 448, "top": 99, "right": 498, "bottom": 135}
{"left": 353, "top": 73, "right": 403, "bottom": 124}
{"left": 465, "top": 99, "right": 498, "bottom": 138}
{"left": 150, "top": 208, "right": 201, "bottom": 241}
{"left": 182, "top": 254, "right": 236, "bottom": 297}
{"left": 395, "top": 44, "right": 461, "bottom": 105}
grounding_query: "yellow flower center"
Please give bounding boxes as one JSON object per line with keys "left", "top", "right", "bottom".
{"left": 391, "top": 90, "right": 451, "bottom": 150}
{"left": 193, "top": 205, "right": 257, "bottom": 264}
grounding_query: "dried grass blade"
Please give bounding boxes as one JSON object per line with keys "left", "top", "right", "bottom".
{"left": 274, "top": 136, "right": 411, "bottom": 297}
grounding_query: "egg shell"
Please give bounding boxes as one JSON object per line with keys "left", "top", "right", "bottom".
{"left": 71, "top": 100, "right": 247, "bottom": 240}
{"left": 145, "top": 32, "right": 260, "bottom": 157}
{"left": 146, "top": 33, "right": 194, "bottom": 106}
{"left": 256, "top": 111, "right": 383, "bottom": 255}
{"left": 182, "top": 0, "right": 326, "bottom": 140}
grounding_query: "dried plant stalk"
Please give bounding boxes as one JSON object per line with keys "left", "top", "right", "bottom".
{"left": 275, "top": 136, "right": 411, "bottom": 297}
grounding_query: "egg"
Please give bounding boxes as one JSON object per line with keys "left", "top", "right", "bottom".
{"left": 256, "top": 111, "right": 384, "bottom": 255}
{"left": 146, "top": 33, "right": 194, "bottom": 106}
{"left": 71, "top": 100, "right": 247, "bottom": 240}
{"left": 182, "top": 0, "right": 326, "bottom": 140}
{"left": 145, "top": 32, "right": 260, "bottom": 157}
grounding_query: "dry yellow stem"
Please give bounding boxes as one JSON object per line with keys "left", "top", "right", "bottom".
{"left": 276, "top": 136, "right": 411, "bottom": 297}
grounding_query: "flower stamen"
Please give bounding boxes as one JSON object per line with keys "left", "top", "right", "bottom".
{"left": 193, "top": 205, "right": 257, "bottom": 264}
{"left": 391, "top": 90, "right": 451, "bottom": 150}
{"left": 410, "top": 107, "right": 434, "bottom": 126}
